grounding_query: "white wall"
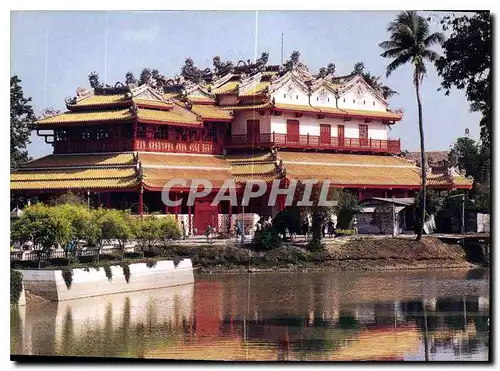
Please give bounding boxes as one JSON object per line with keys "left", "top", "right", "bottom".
{"left": 310, "top": 80, "right": 388, "bottom": 113}
{"left": 20, "top": 259, "right": 195, "bottom": 301}
{"left": 269, "top": 113, "right": 388, "bottom": 139}
{"left": 338, "top": 84, "right": 387, "bottom": 112}
{"left": 272, "top": 81, "right": 310, "bottom": 105}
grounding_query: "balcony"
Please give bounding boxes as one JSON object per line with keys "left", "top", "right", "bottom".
{"left": 135, "top": 138, "right": 220, "bottom": 154}
{"left": 226, "top": 133, "right": 401, "bottom": 154}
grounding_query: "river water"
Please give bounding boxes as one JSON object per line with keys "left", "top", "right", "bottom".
{"left": 11, "top": 269, "right": 489, "bottom": 361}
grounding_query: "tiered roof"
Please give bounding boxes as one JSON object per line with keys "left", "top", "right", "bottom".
{"left": 11, "top": 149, "right": 473, "bottom": 191}
{"left": 11, "top": 153, "right": 139, "bottom": 190}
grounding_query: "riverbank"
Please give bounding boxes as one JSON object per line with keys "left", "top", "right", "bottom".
{"left": 162, "top": 236, "right": 476, "bottom": 273}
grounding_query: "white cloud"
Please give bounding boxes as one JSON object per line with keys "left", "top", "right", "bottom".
{"left": 121, "top": 24, "right": 161, "bottom": 44}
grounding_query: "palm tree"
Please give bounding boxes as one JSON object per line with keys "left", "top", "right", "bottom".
{"left": 379, "top": 11, "right": 444, "bottom": 240}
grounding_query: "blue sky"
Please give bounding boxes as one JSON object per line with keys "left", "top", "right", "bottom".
{"left": 11, "top": 10, "right": 481, "bottom": 159}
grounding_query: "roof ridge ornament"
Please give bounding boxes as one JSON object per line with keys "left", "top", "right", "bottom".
{"left": 65, "top": 96, "right": 77, "bottom": 105}
{"left": 40, "top": 108, "right": 61, "bottom": 119}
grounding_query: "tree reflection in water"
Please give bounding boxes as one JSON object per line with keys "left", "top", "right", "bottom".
{"left": 11, "top": 270, "right": 489, "bottom": 361}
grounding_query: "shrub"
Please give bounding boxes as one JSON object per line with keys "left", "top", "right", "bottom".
{"left": 133, "top": 215, "right": 164, "bottom": 257}
{"left": 49, "top": 191, "right": 86, "bottom": 206}
{"left": 272, "top": 206, "right": 302, "bottom": 237}
{"left": 253, "top": 226, "right": 282, "bottom": 250}
{"left": 307, "top": 238, "right": 325, "bottom": 252}
{"left": 334, "top": 191, "right": 362, "bottom": 229}
{"left": 161, "top": 216, "right": 182, "bottom": 242}
{"left": 335, "top": 229, "right": 356, "bottom": 235}
{"left": 10, "top": 270, "right": 23, "bottom": 305}
{"left": 11, "top": 204, "right": 72, "bottom": 268}
{"left": 90, "top": 208, "right": 134, "bottom": 261}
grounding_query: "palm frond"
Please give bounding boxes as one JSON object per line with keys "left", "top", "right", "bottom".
{"left": 385, "top": 53, "right": 412, "bottom": 77}
{"left": 378, "top": 40, "right": 401, "bottom": 50}
{"left": 424, "top": 32, "right": 445, "bottom": 47}
{"left": 380, "top": 47, "right": 407, "bottom": 59}
{"left": 421, "top": 49, "right": 441, "bottom": 62}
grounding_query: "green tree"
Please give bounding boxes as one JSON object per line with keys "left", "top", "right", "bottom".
{"left": 449, "top": 137, "right": 482, "bottom": 181}
{"left": 53, "top": 204, "right": 94, "bottom": 259}
{"left": 10, "top": 76, "right": 36, "bottom": 170}
{"left": 11, "top": 204, "right": 71, "bottom": 268}
{"left": 160, "top": 216, "right": 181, "bottom": 241}
{"left": 49, "top": 191, "right": 86, "bottom": 206}
{"left": 133, "top": 215, "right": 164, "bottom": 257}
{"left": 448, "top": 136, "right": 490, "bottom": 212}
{"left": 379, "top": 11, "right": 444, "bottom": 240}
{"left": 333, "top": 190, "right": 362, "bottom": 230}
{"left": 370, "top": 204, "right": 393, "bottom": 234}
{"left": 435, "top": 12, "right": 491, "bottom": 146}
{"left": 90, "top": 208, "right": 133, "bottom": 261}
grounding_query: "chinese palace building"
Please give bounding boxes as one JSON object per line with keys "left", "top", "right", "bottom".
{"left": 10, "top": 62, "right": 473, "bottom": 235}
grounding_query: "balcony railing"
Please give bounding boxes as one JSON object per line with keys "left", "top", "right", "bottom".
{"left": 227, "top": 132, "right": 401, "bottom": 153}
{"left": 54, "top": 139, "right": 134, "bottom": 154}
{"left": 135, "top": 138, "right": 220, "bottom": 154}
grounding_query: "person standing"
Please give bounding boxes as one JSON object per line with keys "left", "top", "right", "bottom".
{"left": 181, "top": 220, "right": 187, "bottom": 240}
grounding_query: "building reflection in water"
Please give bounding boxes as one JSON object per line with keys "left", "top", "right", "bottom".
{"left": 11, "top": 269, "right": 490, "bottom": 361}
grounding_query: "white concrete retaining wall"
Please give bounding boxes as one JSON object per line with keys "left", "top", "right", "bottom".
{"left": 18, "top": 286, "right": 26, "bottom": 306}
{"left": 19, "top": 259, "right": 194, "bottom": 302}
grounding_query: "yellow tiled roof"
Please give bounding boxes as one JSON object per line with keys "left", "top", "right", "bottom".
{"left": 190, "top": 104, "right": 232, "bottom": 121}
{"left": 279, "top": 152, "right": 414, "bottom": 166}
{"left": 139, "top": 152, "right": 233, "bottom": 189}
{"left": 230, "top": 163, "right": 277, "bottom": 175}
{"left": 452, "top": 175, "right": 473, "bottom": 187}
{"left": 11, "top": 168, "right": 139, "bottom": 190}
{"left": 72, "top": 94, "right": 131, "bottom": 107}
{"left": 279, "top": 152, "right": 422, "bottom": 186}
{"left": 274, "top": 103, "right": 321, "bottom": 113}
{"left": 18, "top": 153, "right": 136, "bottom": 168}
{"left": 163, "top": 92, "right": 180, "bottom": 100}
{"left": 219, "top": 103, "right": 272, "bottom": 111}
{"left": 11, "top": 167, "right": 136, "bottom": 181}
{"left": 142, "top": 168, "right": 233, "bottom": 189}
{"left": 318, "top": 106, "right": 403, "bottom": 120}
{"left": 37, "top": 109, "right": 133, "bottom": 125}
{"left": 284, "top": 162, "right": 421, "bottom": 186}
{"left": 188, "top": 96, "right": 216, "bottom": 104}
{"left": 273, "top": 103, "right": 402, "bottom": 121}
{"left": 239, "top": 82, "right": 269, "bottom": 97}
{"left": 426, "top": 167, "right": 473, "bottom": 189}
{"left": 133, "top": 99, "right": 174, "bottom": 110}
{"left": 212, "top": 81, "right": 239, "bottom": 95}
{"left": 137, "top": 108, "right": 201, "bottom": 126}
{"left": 139, "top": 152, "right": 229, "bottom": 168}
{"left": 225, "top": 152, "right": 275, "bottom": 164}
{"left": 226, "top": 152, "right": 281, "bottom": 183}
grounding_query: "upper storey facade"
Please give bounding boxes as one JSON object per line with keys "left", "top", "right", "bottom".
{"left": 35, "top": 63, "right": 403, "bottom": 156}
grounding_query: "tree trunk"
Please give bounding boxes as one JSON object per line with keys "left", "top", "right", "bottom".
{"left": 415, "top": 78, "right": 426, "bottom": 241}
{"left": 311, "top": 210, "right": 322, "bottom": 242}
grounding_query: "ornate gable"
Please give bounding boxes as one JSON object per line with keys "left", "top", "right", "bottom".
{"left": 338, "top": 75, "right": 388, "bottom": 107}
{"left": 132, "top": 85, "right": 169, "bottom": 102}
